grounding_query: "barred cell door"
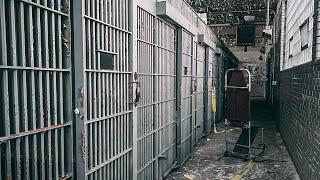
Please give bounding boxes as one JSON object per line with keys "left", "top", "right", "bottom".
{"left": 193, "top": 44, "right": 206, "bottom": 143}
{"left": 179, "top": 29, "right": 194, "bottom": 163}
{"left": 80, "top": 0, "right": 133, "bottom": 178}
{"left": 136, "top": 7, "right": 177, "bottom": 179}
{"left": 206, "top": 48, "right": 217, "bottom": 131}
{"left": 0, "top": 0, "right": 73, "bottom": 179}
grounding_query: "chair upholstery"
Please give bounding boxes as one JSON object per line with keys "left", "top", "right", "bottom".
{"left": 224, "top": 70, "right": 250, "bottom": 127}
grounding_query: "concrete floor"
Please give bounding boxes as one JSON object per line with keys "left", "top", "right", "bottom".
{"left": 167, "top": 102, "right": 299, "bottom": 180}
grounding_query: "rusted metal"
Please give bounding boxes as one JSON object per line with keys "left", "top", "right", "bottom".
{"left": 0, "top": 0, "right": 73, "bottom": 179}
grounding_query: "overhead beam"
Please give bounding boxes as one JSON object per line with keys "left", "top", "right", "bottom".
{"left": 208, "top": 21, "right": 270, "bottom": 27}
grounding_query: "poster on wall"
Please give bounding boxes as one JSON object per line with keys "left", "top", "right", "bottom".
{"left": 239, "top": 61, "right": 268, "bottom": 99}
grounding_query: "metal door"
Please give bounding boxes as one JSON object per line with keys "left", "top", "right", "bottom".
{"left": 136, "top": 7, "right": 177, "bottom": 179}
{"left": 179, "top": 29, "right": 193, "bottom": 163}
{"left": 0, "top": 0, "right": 73, "bottom": 179}
{"left": 82, "top": 0, "right": 132, "bottom": 178}
{"left": 193, "top": 44, "right": 206, "bottom": 142}
{"left": 207, "top": 48, "right": 217, "bottom": 131}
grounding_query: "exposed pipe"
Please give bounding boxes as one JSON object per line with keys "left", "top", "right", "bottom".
{"left": 266, "top": 0, "right": 270, "bottom": 27}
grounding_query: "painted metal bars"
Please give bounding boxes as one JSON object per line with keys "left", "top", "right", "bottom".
{"left": 136, "top": 7, "right": 177, "bottom": 179}
{"left": 179, "top": 29, "right": 194, "bottom": 164}
{"left": 0, "top": 0, "right": 234, "bottom": 179}
{"left": 193, "top": 44, "right": 206, "bottom": 143}
{"left": 205, "top": 48, "right": 217, "bottom": 134}
{"left": 0, "top": 0, "right": 73, "bottom": 179}
{"left": 83, "top": 0, "right": 132, "bottom": 179}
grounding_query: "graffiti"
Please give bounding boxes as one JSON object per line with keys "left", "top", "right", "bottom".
{"left": 239, "top": 61, "right": 267, "bottom": 98}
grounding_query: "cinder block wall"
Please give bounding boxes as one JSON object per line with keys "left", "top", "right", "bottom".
{"left": 275, "top": 61, "right": 320, "bottom": 179}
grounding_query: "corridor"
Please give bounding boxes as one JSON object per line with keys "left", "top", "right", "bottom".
{"left": 0, "top": 0, "right": 320, "bottom": 179}
{"left": 167, "top": 101, "right": 299, "bottom": 179}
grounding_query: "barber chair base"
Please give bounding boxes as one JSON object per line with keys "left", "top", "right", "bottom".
{"left": 233, "top": 126, "right": 259, "bottom": 154}
{"left": 224, "top": 126, "right": 265, "bottom": 161}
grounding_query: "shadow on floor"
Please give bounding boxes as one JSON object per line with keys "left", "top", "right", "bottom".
{"left": 166, "top": 101, "right": 299, "bottom": 180}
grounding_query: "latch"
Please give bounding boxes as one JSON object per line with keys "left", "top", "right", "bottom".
{"left": 129, "top": 80, "right": 141, "bottom": 106}
{"left": 74, "top": 107, "right": 84, "bottom": 119}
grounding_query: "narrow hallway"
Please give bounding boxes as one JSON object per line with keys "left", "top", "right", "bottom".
{"left": 167, "top": 101, "right": 299, "bottom": 180}
{"left": 1, "top": 0, "right": 320, "bottom": 179}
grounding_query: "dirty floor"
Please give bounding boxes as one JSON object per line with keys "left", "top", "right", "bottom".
{"left": 166, "top": 101, "right": 299, "bottom": 180}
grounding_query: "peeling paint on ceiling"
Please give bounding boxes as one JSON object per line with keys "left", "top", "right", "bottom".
{"left": 186, "top": 0, "right": 276, "bottom": 24}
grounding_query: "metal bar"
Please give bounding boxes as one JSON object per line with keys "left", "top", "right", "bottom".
{"left": 88, "top": 22, "right": 93, "bottom": 123}
{"left": 102, "top": 77, "right": 106, "bottom": 165}
{"left": 0, "top": 0, "right": 12, "bottom": 178}
{"left": 96, "top": 49, "right": 118, "bottom": 55}
{"left": 84, "top": 15, "right": 132, "bottom": 34}
{"left": 102, "top": 118, "right": 106, "bottom": 163}
{"left": 92, "top": 20, "right": 98, "bottom": 168}
{"left": 130, "top": 0, "right": 137, "bottom": 179}
{"left": 72, "top": 0, "right": 86, "bottom": 178}
{"left": 35, "top": 0, "right": 46, "bottom": 176}
{"left": 98, "top": 120, "right": 102, "bottom": 169}
{"left": 120, "top": 85, "right": 124, "bottom": 154}
{"left": 49, "top": 0, "right": 59, "bottom": 177}
{"left": 97, "top": 24, "right": 101, "bottom": 118}
{"left": 116, "top": 112, "right": 120, "bottom": 156}
{"left": 0, "top": 123, "right": 71, "bottom": 144}
{"left": 0, "top": 65, "right": 71, "bottom": 72}
{"left": 91, "top": 0, "right": 95, "bottom": 18}
{"left": 137, "top": 121, "right": 176, "bottom": 142}
{"left": 17, "top": 1, "right": 30, "bottom": 178}
{"left": 19, "top": 0, "right": 69, "bottom": 17}
{"left": 110, "top": 117, "right": 114, "bottom": 162}
{"left": 43, "top": 0, "right": 53, "bottom": 176}
{"left": 61, "top": 0, "right": 72, "bottom": 175}
{"left": 106, "top": 111, "right": 110, "bottom": 160}
{"left": 180, "top": 134, "right": 192, "bottom": 144}
{"left": 88, "top": 123, "right": 92, "bottom": 169}
{"left": 8, "top": 0, "right": 22, "bottom": 178}
{"left": 137, "top": 39, "right": 176, "bottom": 53}
{"left": 97, "top": 23, "right": 102, "bottom": 171}
{"left": 57, "top": 0, "right": 65, "bottom": 176}
{"left": 25, "top": 3, "right": 38, "bottom": 179}
{"left": 176, "top": 28, "right": 183, "bottom": 165}
{"left": 136, "top": 98, "right": 177, "bottom": 108}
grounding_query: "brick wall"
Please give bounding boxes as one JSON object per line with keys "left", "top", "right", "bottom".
{"left": 274, "top": 61, "right": 320, "bottom": 179}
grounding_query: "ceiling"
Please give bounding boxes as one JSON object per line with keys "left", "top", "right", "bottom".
{"left": 186, "top": 0, "right": 276, "bottom": 25}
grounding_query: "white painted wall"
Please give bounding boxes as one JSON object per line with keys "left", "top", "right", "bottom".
{"left": 283, "top": 0, "right": 314, "bottom": 69}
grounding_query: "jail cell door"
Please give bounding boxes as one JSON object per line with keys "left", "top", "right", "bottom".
{"left": 137, "top": 7, "right": 177, "bottom": 179}
{"left": 180, "top": 29, "right": 194, "bottom": 163}
{"left": 193, "top": 44, "right": 206, "bottom": 143}
{"left": 206, "top": 48, "right": 217, "bottom": 131}
{"left": 0, "top": 0, "right": 73, "bottom": 179}
{"left": 83, "top": 0, "right": 132, "bottom": 178}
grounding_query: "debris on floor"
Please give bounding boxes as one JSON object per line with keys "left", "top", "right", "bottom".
{"left": 166, "top": 102, "right": 299, "bottom": 180}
